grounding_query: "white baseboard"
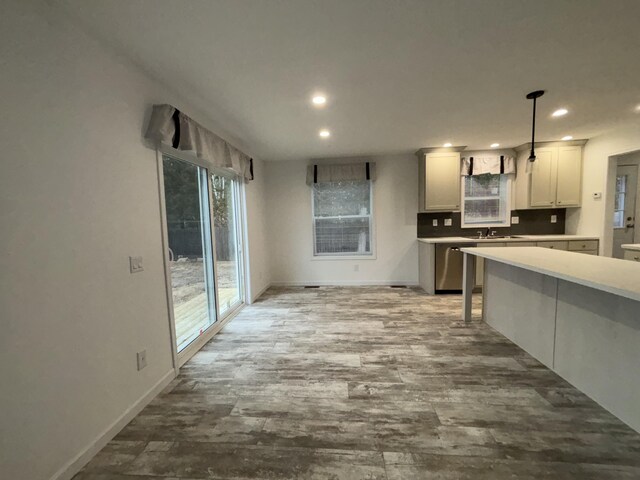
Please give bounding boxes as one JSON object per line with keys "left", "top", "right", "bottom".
{"left": 249, "top": 282, "right": 272, "bottom": 303}
{"left": 270, "top": 281, "right": 419, "bottom": 287}
{"left": 50, "top": 369, "right": 176, "bottom": 480}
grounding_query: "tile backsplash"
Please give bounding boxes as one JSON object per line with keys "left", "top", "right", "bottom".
{"left": 417, "top": 209, "right": 566, "bottom": 238}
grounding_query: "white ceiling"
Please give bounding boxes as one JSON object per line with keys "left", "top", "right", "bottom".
{"left": 54, "top": 0, "right": 640, "bottom": 161}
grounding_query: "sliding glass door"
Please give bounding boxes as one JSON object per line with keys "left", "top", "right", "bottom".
{"left": 162, "top": 156, "right": 217, "bottom": 352}
{"left": 161, "top": 154, "right": 246, "bottom": 356}
{"left": 211, "top": 173, "right": 244, "bottom": 315}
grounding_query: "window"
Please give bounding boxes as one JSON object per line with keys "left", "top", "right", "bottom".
{"left": 162, "top": 156, "right": 216, "bottom": 352}
{"left": 462, "top": 174, "right": 510, "bottom": 228}
{"left": 211, "top": 173, "right": 244, "bottom": 314}
{"left": 161, "top": 153, "right": 247, "bottom": 356}
{"left": 614, "top": 174, "right": 627, "bottom": 228}
{"left": 312, "top": 180, "right": 373, "bottom": 256}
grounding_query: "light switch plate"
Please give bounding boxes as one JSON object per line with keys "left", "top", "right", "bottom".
{"left": 129, "top": 256, "right": 144, "bottom": 273}
{"left": 551, "top": 215, "right": 557, "bottom": 224}
{"left": 511, "top": 216, "right": 520, "bottom": 224}
{"left": 137, "top": 350, "right": 147, "bottom": 371}
{"left": 444, "top": 218, "right": 452, "bottom": 226}
{"left": 432, "top": 219, "right": 438, "bottom": 227}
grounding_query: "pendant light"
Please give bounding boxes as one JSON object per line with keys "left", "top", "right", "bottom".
{"left": 525, "top": 90, "right": 545, "bottom": 173}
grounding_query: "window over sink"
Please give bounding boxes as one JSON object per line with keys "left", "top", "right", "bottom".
{"left": 461, "top": 174, "right": 511, "bottom": 228}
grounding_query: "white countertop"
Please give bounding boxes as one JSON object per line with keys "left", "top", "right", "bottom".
{"left": 461, "top": 246, "right": 640, "bottom": 303}
{"left": 622, "top": 244, "right": 640, "bottom": 252}
{"left": 418, "top": 234, "right": 599, "bottom": 244}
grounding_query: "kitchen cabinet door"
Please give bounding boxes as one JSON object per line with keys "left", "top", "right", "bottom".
{"left": 423, "top": 152, "right": 461, "bottom": 211}
{"left": 624, "top": 250, "right": 640, "bottom": 262}
{"left": 555, "top": 146, "right": 582, "bottom": 207}
{"left": 529, "top": 148, "right": 557, "bottom": 207}
{"left": 537, "top": 241, "right": 568, "bottom": 250}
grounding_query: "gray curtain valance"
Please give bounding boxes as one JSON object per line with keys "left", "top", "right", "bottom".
{"left": 461, "top": 155, "right": 515, "bottom": 176}
{"left": 145, "top": 104, "right": 253, "bottom": 181}
{"left": 306, "top": 162, "right": 376, "bottom": 185}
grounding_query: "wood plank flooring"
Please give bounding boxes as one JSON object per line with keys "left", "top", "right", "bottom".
{"left": 74, "top": 286, "right": 640, "bottom": 479}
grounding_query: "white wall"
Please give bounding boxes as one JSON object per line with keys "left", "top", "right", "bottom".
{"left": 0, "top": 1, "right": 268, "bottom": 479}
{"left": 244, "top": 157, "right": 271, "bottom": 300}
{"left": 266, "top": 155, "right": 418, "bottom": 285}
{"left": 566, "top": 123, "right": 640, "bottom": 255}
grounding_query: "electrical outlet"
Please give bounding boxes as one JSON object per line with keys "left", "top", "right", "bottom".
{"left": 137, "top": 350, "right": 147, "bottom": 371}
{"left": 551, "top": 215, "right": 557, "bottom": 224}
{"left": 592, "top": 192, "right": 602, "bottom": 199}
{"left": 444, "top": 218, "right": 452, "bottom": 226}
{"left": 511, "top": 216, "right": 520, "bottom": 224}
{"left": 129, "top": 256, "right": 144, "bottom": 274}
{"left": 432, "top": 219, "right": 438, "bottom": 227}
{"left": 354, "top": 264, "right": 359, "bottom": 272}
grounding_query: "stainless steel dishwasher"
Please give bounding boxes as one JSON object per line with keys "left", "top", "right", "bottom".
{"left": 435, "top": 243, "right": 467, "bottom": 292}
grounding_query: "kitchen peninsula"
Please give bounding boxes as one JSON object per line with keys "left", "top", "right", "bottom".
{"left": 461, "top": 246, "right": 640, "bottom": 432}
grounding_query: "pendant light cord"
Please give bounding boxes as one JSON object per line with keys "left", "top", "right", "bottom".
{"left": 526, "top": 90, "right": 545, "bottom": 161}
{"left": 529, "top": 97, "right": 536, "bottom": 161}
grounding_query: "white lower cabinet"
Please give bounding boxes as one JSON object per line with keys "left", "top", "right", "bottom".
{"left": 568, "top": 240, "right": 599, "bottom": 252}
{"left": 624, "top": 250, "right": 640, "bottom": 262}
{"left": 537, "top": 241, "right": 569, "bottom": 250}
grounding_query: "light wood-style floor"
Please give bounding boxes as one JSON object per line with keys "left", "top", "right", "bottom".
{"left": 175, "top": 288, "right": 239, "bottom": 350}
{"left": 74, "top": 287, "right": 640, "bottom": 479}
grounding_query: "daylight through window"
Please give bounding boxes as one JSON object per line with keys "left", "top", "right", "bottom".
{"left": 312, "top": 180, "right": 373, "bottom": 256}
{"left": 462, "top": 174, "right": 510, "bottom": 227}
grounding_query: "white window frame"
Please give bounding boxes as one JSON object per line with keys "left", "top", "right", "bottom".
{"left": 156, "top": 145, "right": 248, "bottom": 370}
{"left": 311, "top": 180, "right": 376, "bottom": 260}
{"left": 460, "top": 174, "right": 512, "bottom": 229}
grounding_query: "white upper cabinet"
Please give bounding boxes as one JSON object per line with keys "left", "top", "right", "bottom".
{"left": 417, "top": 147, "right": 464, "bottom": 212}
{"left": 529, "top": 148, "right": 556, "bottom": 207}
{"left": 515, "top": 140, "right": 585, "bottom": 209}
{"left": 555, "top": 145, "right": 582, "bottom": 207}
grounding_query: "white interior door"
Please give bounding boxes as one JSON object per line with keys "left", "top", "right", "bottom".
{"left": 612, "top": 164, "right": 638, "bottom": 258}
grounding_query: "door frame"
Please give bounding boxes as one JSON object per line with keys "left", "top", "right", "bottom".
{"left": 210, "top": 168, "right": 246, "bottom": 317}
{"left": 155, "top": 146, "right": 248, "bottom": 369}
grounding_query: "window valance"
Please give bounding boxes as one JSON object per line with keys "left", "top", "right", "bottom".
{"left": 461, "top": 155, "right": 515, "bottom": 176}
{"left": 306, "top": 162, "right": 376, "bottom": 185}
{"left": 145, "top": 104, "right": 253, "bottom": 181}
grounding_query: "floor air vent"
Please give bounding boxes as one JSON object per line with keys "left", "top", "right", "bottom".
{"left": 304, "top": 285, "right": 320, "bottom": 289}
{"left": 390, "top": 285, "right": 407, "bottom": 288}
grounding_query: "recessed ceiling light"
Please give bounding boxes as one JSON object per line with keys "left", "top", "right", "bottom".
{"left": 635, "top": 104, "right": 640, "bottom": 112}
{"left": 319, "top": 129, "right": 330, "bottom": 138}
{"left": 490, "top": 143, "right": 500, "bottom": 148}
{"left": 552, "top": 108, "right": 568, "bottom": 117}
{"left": 443, "top": 142, "right": 452, "bottom": 147}
{"left": 562, "top": 135, "right": 573, "bottom": 141}
{"left": 312, "top": 95, "right": 327, "bottom": 106}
